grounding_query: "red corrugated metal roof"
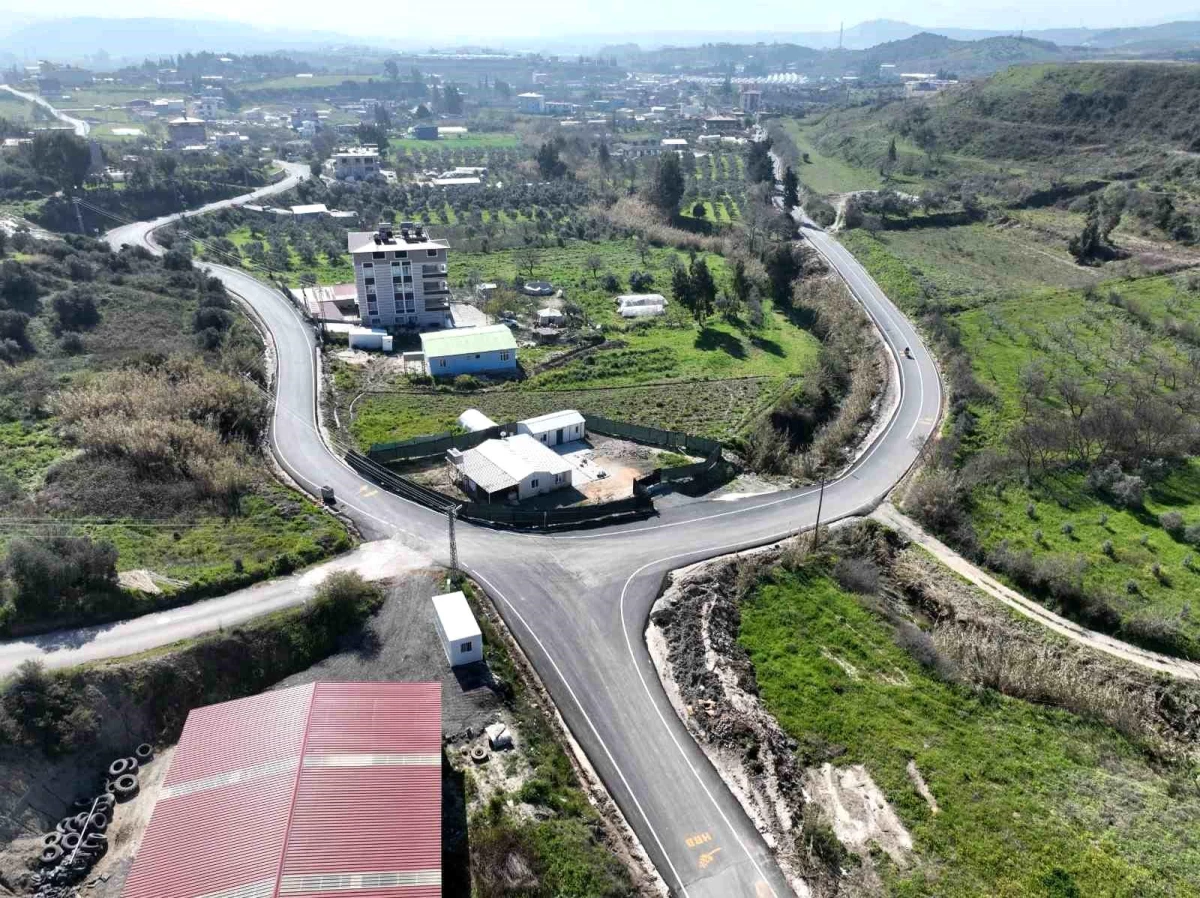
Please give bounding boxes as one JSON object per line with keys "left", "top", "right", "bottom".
{"left": 123, "top": 682, "right": 442, "bottom": 898}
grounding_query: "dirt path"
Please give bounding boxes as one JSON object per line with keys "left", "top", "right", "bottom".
{"left": 871, "top": 503, "right": 1200, "bottom": 681}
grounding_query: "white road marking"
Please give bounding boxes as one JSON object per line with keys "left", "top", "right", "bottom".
{"left": 468, "top": 570, "right": 693, "bottom": 898}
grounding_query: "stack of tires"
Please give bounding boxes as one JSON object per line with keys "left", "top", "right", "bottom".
{"left": 32, "top": 743, "right": 153, "bottom": 896}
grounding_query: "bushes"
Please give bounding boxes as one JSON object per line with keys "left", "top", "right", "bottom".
{"left": 51, "top": 288, "right": 100, "bottom": 333}
{"left": 0, "top": 661, "right": 100, "bottom": 754}
{"left": 1121, "top": 615, "right": 1199, "bottom": 660}
{"left": 1160, "top": 511, "right": 1186, "bottom": 539}
{"left": 2, "top": 534, "right": 123, "bottom": 623}
{"left": 307, "top": 571, "right": 385, "bottom": 629}
{"left": 53, "top": 356, "right": 267, "bottom": 509}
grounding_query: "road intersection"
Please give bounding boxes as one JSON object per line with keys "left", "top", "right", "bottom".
{"left": 95, "top": 166, "right": 941, "bottom": 897}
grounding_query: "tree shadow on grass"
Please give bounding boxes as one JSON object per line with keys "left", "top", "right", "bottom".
{"left": 694, "top": 327, "right": 746, "bottom": 359}
{"left": 749, "top": 334, "right": 785, "bottom": 356}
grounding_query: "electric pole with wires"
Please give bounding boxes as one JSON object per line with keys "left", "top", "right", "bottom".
{"left": 811, "top": 476, "right": 826, "bottom": 551}
{"left": 447, "top": 504, "right": 461, "bottom": 572}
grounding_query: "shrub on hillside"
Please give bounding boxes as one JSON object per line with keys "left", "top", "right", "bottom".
{"left": 51, "top": 288, "right": 100, "bottom": 333}
{"left": 1160, "top": 511, "right": 1186, "bottom": 539}
{"left": 2, "top": 534, "right": 122, "bottom": 623}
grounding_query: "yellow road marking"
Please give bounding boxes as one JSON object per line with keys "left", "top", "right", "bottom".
{"left": 685, "top": 832, "right": 713, "bottom": 849}
{"left": 698, "top": 847, "right": 722, "bottom": 870}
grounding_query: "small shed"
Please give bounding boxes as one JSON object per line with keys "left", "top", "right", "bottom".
{"left": 518, "top": 409, "right": 586, "bottom": 446}
{"left": 536, "top": 307, "right": 564, "bottom": 327}
{"left": 458, "top": 408, "right": 498, "bottom": 433}
{"left": 348, "top": 326, "right": 393, "bottom": 352}
{"left": 432, "top": 591, "right": 483, "bottom": 667}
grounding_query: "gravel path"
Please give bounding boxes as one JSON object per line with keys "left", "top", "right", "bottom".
{"left": 872, "top": 502, "right": 1200, "bottom": 681}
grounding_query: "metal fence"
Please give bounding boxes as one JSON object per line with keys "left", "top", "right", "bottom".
{"left": 584, "top": 415, "right": 723, "bottom": 457}
{"left": 368, "top": 422, "right": 520, "bottom": 464}
{"left": 634, "top": 448, "right": 733, "bottom": 495}
{"left": 345, "top": 451, "right": 654, "bottom": 530}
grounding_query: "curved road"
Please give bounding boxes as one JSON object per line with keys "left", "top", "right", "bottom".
{"left": 0, "top": 84, "right": 90, "bottom": 137}
{"left": 97, "top": 170, "right": 941, "bottom": 897}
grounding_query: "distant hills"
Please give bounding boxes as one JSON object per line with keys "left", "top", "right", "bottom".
{"left": 0, "top": 17, "right": 374, "bottom": 65}
{"left": 5, "top": 14, "right": 1200, "bottom": 70}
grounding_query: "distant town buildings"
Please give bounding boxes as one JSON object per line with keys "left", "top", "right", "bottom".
{"left": 192, "top": 94, "right": 225, "bottom": 120}
{"left": 166, "top": 117, "right": 206, "bottom": 149}
{"left": 740, "top": 89, "right": 762, "bottom": 113}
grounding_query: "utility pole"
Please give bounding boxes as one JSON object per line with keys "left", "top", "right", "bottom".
{"left": 447, "top": 504, "right": 460, "bottom": 572}
{"left": 811, "top": 476, "right": 826, "bottom": 551}
{"left": 71, "top": 195, "right": 85, "bottom": 235}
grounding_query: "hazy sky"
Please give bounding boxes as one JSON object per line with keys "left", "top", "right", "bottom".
{"left": 1, "top": 0, "right": 1197, "bottom": 42}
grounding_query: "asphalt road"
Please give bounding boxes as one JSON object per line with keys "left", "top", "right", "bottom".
{"left": 91, "top": 169, "right": 942, "bottom": 897}
{"left": 0, "top": 85, "right": 90, "bottom": 136}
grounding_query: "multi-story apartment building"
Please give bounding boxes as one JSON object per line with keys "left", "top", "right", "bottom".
{"left": 348, "top": 224, "right": 452, "bottom": 329}
{"left": 333, "top": 147, "right": 381, "bottom": 180}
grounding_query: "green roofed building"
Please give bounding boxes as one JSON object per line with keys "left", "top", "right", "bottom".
{"left": 420, "top": 325, "right": 518, "bottom": 377}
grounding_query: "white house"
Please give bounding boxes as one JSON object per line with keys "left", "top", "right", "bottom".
{"left": 421, "top": 325, "right": 517, "bottom": 377}
{"left": 517, "top": 92, "right": 545, "bottom": 114}
{"left": 517, "top": 410, "right": 585, "bottom": 446}
{"left": 448, "top": 433, "right": 573, "bottom": 502}
{"left": 432, "top": 591, "right": 482, "bottom": 667}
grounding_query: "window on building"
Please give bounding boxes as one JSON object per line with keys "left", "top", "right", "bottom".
{"left": 364, "top": 277, "right": 375, "bottom": 286}
{"left": 397, "top": 250, "right": 407, "bottom": 258}
{"left": 438, "top": 358, "right": 447, "bottom": 368}
{"left": 372, "top": 251, "right": 384, "bottom": 259}
{"left": 474, "top": 354, "right": 480, "bottom": 359}
{"left": 461, "top": 641, "right": 472, "bottom": 653}
{"left": 427, "top": 249, "right": 437, "bottom": 257}
{"left": 499, "top": 351, "right": 509, "bottom": 361}
{"left": 531, "top": 479, "right": 539, "bottom": 488}
{"left": 362, "top": 262, "right": 373, "bottom": 269}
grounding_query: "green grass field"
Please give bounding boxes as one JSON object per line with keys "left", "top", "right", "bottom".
{"left": 0, "top": 92, "right": 35, "bottom": 122}
{"left": 846, "top": 218, "right": 1200, "bottom": 649}
{"left": 839, "top": 223, "right": 1101, "bottom": 313}
{"left": 349, "top": 377, "right": 784, "bottom": 449}
{"left": 391, "top": 134, "right": 521, "bottom": 151}
{"left": 741, "top": 566, "right": 1200, "bottom": 896}
{"left": 341, "top": 236, "right": 819, "bottom": 446}
{"left": 780, "top": 117, "right": 884, "bottom": 195}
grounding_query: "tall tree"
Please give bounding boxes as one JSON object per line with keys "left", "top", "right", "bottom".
{"left": 383, "top": 59, "right": 399, "bottom": 81}
{"left": 671, "top": 263, "right": 694, "bottom": 315}
{"left": 649, "top": 152, "right": 685, "bottom": 217}
{"left": 766, "top": 245, "right": 801, "bottom": 302}
{"left": 30, "top": 132, "right": 91, "bottom": 192}
{"left": 732, "top": 258, "right": 751, "bottom": 306}
{"left": 688, "top": 258, "right": 717, "bottom": 325}
{"left": 782, "top": 166, "right": 800, "bottom": 211}
{"left": 597, "top": 141, "right": 611, "bottom": 171}
{"left": 746, "top": 138, "right": 774, "bottom": 183}
{"left": 536, "top": 141, "right": 568, "bottom": 179}
{"left": 443, "top": 85, "right": 463, "bottom": 115}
